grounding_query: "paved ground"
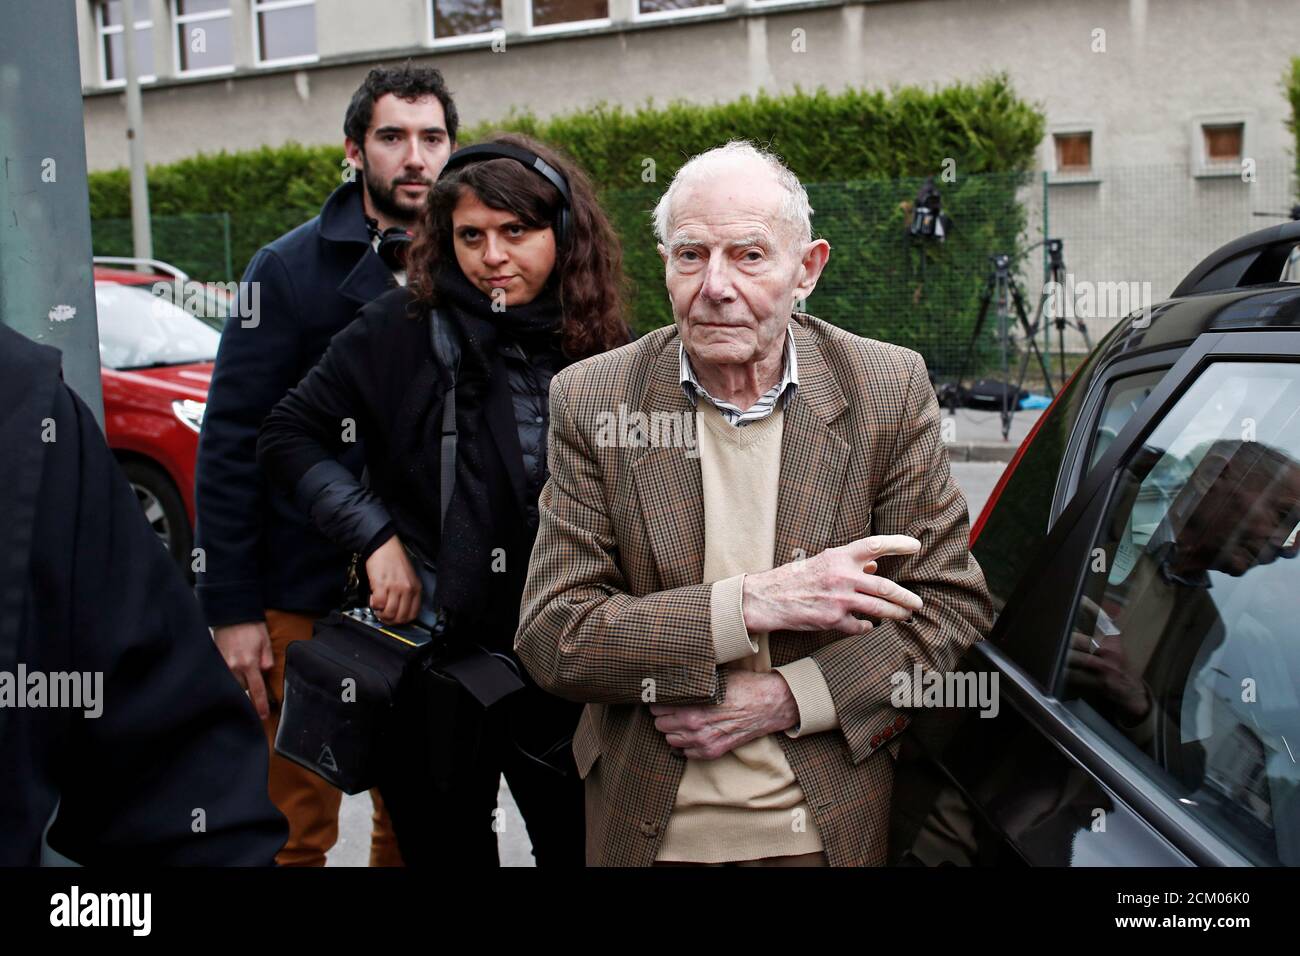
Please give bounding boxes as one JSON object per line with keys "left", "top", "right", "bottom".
{"left": 325, "top": 460, "right": 1008, "bottom": 866}
{"left": 944, "top": 406, "right": 1042, "bottom": 462}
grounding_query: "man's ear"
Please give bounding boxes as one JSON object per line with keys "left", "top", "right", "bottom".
{"left": 657, "top": 243, "right": 668, "bottom": 267}
{"left": 343, "top": 137, "right": 364, "bottom": 172}
{"left": 793, "top": 239, "right": 831, "bottom": 301}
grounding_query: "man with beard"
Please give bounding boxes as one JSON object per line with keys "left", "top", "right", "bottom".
{"left": 195, "top": 62, "right": 456, "bottom": 866}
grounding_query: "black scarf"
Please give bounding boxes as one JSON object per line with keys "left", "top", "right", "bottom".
{"left": 431, "top": 262, "right": 563, "bottom": 632}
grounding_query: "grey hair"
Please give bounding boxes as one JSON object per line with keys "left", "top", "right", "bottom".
{"left": 651, "top": 140, "right": 813, "bottom": 251}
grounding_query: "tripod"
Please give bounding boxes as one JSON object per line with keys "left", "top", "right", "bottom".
{"left": 951, "top": 251, "right": 1055, "bottom": 440}
{"left": 1014, "top": 238, "right": 1091, "bottom": 401}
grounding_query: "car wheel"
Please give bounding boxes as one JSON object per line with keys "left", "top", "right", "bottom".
{"left": 121, "top": 459, "right": 194, "bottom": 582}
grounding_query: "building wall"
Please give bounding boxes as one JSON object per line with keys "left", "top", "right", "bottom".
{"left": 80, "top": 0, "right": 1300, "bottom": 172}
{"left": 77, "top": 0, "right": 1300, "bottom": 344}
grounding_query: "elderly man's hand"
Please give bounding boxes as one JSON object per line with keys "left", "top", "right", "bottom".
{"left": 650, "top": 670, "right": 799, "bottom": 760}
{"left": 741, "top": 534, "right": 924, "bottom": 635}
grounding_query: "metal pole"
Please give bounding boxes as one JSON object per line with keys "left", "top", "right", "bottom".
{"left": 1041, "top": 172, "right": 1051, "bottom": 383}
{"left": 222, "top": 211, "right": 233, "bottom": 281}
{"left": 0, "top": 0, "right": 105, "bottom": 424}
{"left": 122, "top": 0, "right": 152, "bottom": 265}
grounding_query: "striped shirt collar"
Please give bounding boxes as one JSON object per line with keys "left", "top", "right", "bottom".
{"left": 679, "top": 322, "right": 799, "bottom": 426}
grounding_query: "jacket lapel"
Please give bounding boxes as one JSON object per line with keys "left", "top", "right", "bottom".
{"left": 631, "top": 334, "right": 704, "bottom": 591}
{"left": 319, "top": 179, "right": 398, "bottom": 309}
{"left": 772, "top": 318, "right": 851, "bottom": 570}
{"left": 337, "top": 251, "right": 397, "bottom": 309}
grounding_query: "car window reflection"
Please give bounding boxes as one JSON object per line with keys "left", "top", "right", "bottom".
{"left": 1064, "top": 361, "right": 1300, "bottom": 865}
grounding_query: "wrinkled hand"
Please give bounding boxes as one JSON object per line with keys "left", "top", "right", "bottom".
{"left": 365, "top": 535, "right": 422, "bottom": 625}
{"left": 741, "top": 534, "right": 924, "bottom": 635}
{"left": 213, "top": 621, "right": 274, "bottom": 720}
{"left": 650, "top": 670, "right": 799, "bottom": 760}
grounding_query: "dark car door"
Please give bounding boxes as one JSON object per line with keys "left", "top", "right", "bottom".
{"left": 893, "top": 330, "right": 1300, "bottom": 866}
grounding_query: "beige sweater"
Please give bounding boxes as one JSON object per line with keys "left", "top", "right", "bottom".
{"left": 655, "top": 400, "right": 830, "bottom": 862}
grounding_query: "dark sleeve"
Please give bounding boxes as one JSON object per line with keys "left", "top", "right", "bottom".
{"left": 257, "top": 314, "right": 395, "bottom": 559}
{"left": 194, "top": 247, "right": 302, "bottom": 628}
{"left": 39, "top": 383, "right": 287, "bottom": 865}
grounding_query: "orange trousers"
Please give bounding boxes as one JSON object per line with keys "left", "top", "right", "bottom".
{"left": 262, "top": 609, "right": 403, "bottom": 867}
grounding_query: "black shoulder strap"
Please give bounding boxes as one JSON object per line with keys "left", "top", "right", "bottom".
{"left": 429, "top": 308, "right": 460, "bottom": 526}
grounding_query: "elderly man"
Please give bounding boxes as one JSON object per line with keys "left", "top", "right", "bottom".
{"left": 515, "top": 141, "right": 993, "bottom": 867}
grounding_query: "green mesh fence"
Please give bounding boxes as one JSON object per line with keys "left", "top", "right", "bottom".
{"left": 607, "top": 170, "right": 1035, "bottom": 383}
{"left": 90, "top": 211, "right": 234, "bottom": 282}
{"left": 90, "top": 156, "right": 1298, "bottom": 390}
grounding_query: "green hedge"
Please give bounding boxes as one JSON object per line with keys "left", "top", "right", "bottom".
{"left": 89, "top": 74, "right": 1044, "bottom": 376}
{"left": 89, "top": 142, "right": 346, "bottom": 281}
{"left": 469, "top": 74, "right": 1044, "bottom": 186}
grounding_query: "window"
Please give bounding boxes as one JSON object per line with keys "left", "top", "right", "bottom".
{"left": 1202, "top": 122, "right": 1244, "bottom": 166}
{"left": 1190, "top": 114, "right": 1251, "bottom": 177}
{"left": 530, "top": 0, "right": 609, "bottom": 30}
{"left": 253, "top": 0, "right": 317, "bottom": 65}
{"left": 637, "top": 0, "right": 724, "bottom": 16}
{"left": 431, "top": 0, "right": 503, "bottom": 41}
{"left": 1085, "top": 369, "right": 1166, "bottom": 473}
{"left": 1046, "top": 124, "right": 1100, "bottom": 183}
{"left": 1283, "top": 248, "right": 1300, "bottom": 284}
{"left": 1053, "top": 131, "right": 1092, "bottom": 174}
{"left": 174, "top": 0, "right": 233, "bottom": 74}
{"left": 97, "top": 0, "right": 155, "bottom": 84}
{"left": 970, "top": 346, "right": 1102, "bottom": 616}
{"left": 1064, "top": 361, "right": 1300, "bottom": 865}
{"left": 94, "top": 283, "right": 221, "bottom": 370}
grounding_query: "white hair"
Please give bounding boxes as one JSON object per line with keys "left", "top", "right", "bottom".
{"left": 651, "top": 140, "right": 813, "bottom": 251}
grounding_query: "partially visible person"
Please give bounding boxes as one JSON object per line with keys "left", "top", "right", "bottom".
{"left": 257, "top": 132, "right": 631, "bottom": 866}
{"left": 1067, "top": 438, "right": 1300, "bottom": 758}
{"left": 0, "top": 324, "right": 286, "bottom": 865}
{"left": 195, "top": 62, "right": 458, "bottom": 866}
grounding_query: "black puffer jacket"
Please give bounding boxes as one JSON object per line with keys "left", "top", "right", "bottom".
{"left": 501, "top": 333, "right": 565, "bottom": 533}
{"left": 256, "top": 287, "right": 566, "bottom": 648}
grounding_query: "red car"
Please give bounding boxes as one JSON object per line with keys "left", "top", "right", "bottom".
{"left": 94, "top": 260, "right": 225, "bottom": 576}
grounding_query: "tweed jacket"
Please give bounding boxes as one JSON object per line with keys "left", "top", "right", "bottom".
{"left": 515, "top": 313, "right": 994, "bottom": 866}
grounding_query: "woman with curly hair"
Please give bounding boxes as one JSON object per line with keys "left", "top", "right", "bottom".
{"left": 257, "top": 132, "right": 630, "bottom": 866}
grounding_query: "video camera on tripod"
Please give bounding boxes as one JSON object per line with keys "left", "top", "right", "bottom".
{"left": 942, "top": 246, "right": 1052, "bottom": 440}
{"left": 940, "top": 238, "right": 1094, "bottom": 440}
{"left": 909, "top": 176, "right": 951, "bottom": 242}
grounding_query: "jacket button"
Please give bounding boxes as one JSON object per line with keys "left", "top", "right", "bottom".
{"left": 638, "top": 821, "right": 659, "bottom": 838}
{"left": 534, "top": 415, "right": 544, "bottom": 424}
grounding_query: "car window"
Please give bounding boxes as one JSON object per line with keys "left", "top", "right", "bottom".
{"left": 972, "top": 345, "right": 1104, "bottom": 617}
{"left": 1062, "top": 361, "right": 1300, "bottom": 865}
{"left": 1085, "top": 369, "right": 1166, "bottom": 473}
{"left": 1282, "top": 247, "right": 1300, "bottom": 283}
{"left": 149, "top": 280, "right": 232, "bottom": 332}
{"left": 95, "top": 282, "right": 221, "bottom": 369}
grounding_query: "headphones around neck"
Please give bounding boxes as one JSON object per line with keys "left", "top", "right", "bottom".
{"left": 365, "top": 217, "right": 414, "bottom": 270}
{"left": 437, "top": 142, "right": 573, "bottom": 249}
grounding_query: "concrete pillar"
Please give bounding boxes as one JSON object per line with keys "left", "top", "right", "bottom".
{"left": 0, "top": 0, "right": 105, "bottom": 422}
